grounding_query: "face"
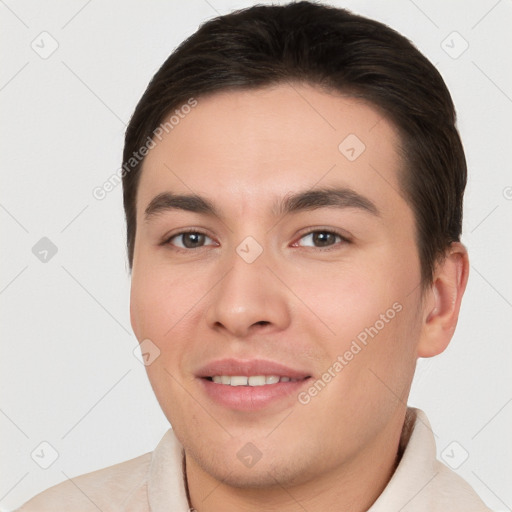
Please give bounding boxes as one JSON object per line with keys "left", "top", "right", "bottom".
{"left": 130, "top": 84, "right": 425, "bottom": 488}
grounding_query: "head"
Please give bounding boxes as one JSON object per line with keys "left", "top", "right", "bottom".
{"left": 124, "top": 0, "right": 469, "bottom": 496}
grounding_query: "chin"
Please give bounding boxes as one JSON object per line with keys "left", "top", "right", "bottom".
{"left": 187, "top": 438, "right": 319, "bottom": 490}
{"left": 216, "top": 468, "right": 282, "bottom": 489}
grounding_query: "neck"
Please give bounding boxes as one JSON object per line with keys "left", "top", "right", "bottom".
{"left": 185, "top": 408, "right": 407, "bottom": 512}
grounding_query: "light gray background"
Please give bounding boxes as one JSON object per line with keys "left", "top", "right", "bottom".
{"left": 1, "top": 1, "right": 511, "bottom": 510}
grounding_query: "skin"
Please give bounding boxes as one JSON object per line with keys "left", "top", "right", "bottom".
{"left": 130, "top": 83, "right": 469, "bottom": 512}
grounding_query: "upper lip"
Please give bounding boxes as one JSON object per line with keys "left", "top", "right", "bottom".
{"left": 195, "top": 358, "right": 311, "bottom": 380}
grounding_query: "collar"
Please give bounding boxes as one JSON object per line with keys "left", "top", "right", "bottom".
{"left": 368, "top": 407, "right": 437, "bottom": 511}
{"left": 147, "top": 407, "right": 487, "bottom": 512}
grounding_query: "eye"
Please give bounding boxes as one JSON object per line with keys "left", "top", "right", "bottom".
{"left": 167, "top": 231, "right": 215, "bottom": 249}
{"left": 296, "top": 230, "right": 347, "bottom": 248}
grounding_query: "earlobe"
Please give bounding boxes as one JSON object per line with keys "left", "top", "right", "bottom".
{"left": 417, "top": 243, "right": 469, "bottom": 358}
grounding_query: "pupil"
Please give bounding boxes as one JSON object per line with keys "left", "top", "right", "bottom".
{"left": 313, "top": 232, "right": 334, "bottom": 247}
{"left": 184, "top": 233, "right": 204, "bottom": 248}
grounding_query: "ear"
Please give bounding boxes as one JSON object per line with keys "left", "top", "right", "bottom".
{"left": 417, "top": 242, "right": 469, "bottom": 358}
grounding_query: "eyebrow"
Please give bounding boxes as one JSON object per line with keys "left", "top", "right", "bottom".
{"left": 144, "top": 187, "right": 379, "bottom": 221}
{"left": 144, "top": 193, "right": 218, "bottom": 220}
{"left": 276, "top": 187, "right": 379, "bottom": 217}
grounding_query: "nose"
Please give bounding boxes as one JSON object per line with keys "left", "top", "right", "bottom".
{"left": 205, "top": 246, "right": 291, "bottom": 338}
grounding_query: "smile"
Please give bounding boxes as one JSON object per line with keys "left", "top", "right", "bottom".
{"left": 207, "top": 375, "right": 303, "bottom": 386}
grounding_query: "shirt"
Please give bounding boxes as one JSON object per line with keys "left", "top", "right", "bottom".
{"left": 17, "top": 408, "right": 492, "bottom": 511}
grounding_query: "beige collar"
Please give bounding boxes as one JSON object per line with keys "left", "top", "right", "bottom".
{"left": 147, "top": 408, "right": 489, "bottom": 512}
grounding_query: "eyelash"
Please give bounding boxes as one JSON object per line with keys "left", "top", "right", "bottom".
{"left": 292, "top": 229, "right": 351, "bottom": 250}
{"left": 162, "top": 229, "right": 214, "bottom": 250}
{"left": 162, "top": 228, "right": 351, "bottom": 252}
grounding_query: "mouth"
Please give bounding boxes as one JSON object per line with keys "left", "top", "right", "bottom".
{"left": 196, "top": 359, "right": 312, "bottom": 411}
{"left": 205, "top": 375, "right": 305, "bottom": 386}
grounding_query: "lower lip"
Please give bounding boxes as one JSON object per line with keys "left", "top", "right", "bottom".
{"left": 199, "top": 378, "right": 310, "bottom": 411}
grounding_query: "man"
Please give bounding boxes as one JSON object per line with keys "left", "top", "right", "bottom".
{"left": 19, "top": 1, "right": 492, "bottom": 510}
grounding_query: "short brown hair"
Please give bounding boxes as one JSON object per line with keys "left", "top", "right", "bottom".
{"left": 123, "top": 1, "right": 466, "bottom": 286}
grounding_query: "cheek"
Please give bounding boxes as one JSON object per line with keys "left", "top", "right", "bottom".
{"left": 130, "top": 272, "right": 161, "bottom": 341}
{"left": 289, "top": 262, "right": 397, "bottom": 336}
{"left": 129, "top": 263, "right": 201, "bottom": 423}
{"left": 290, "top": 249, "right": 421, "bottom": 366}
{"left": 130, "top": 251, "right": 212, "bottom": 335}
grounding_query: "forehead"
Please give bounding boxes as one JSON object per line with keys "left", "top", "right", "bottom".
{"left": 137, "top": 83, "right": 407, "bottom": 218}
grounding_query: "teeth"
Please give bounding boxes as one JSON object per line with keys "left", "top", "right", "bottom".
{"left": 230, "top": 376, "right": 248, "bottom": 386}
{"left": 209, "top": 375, "right": 299, "bottom": 386}
{"left": 248, "top": 376, "right": 266, "bottom": 386}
